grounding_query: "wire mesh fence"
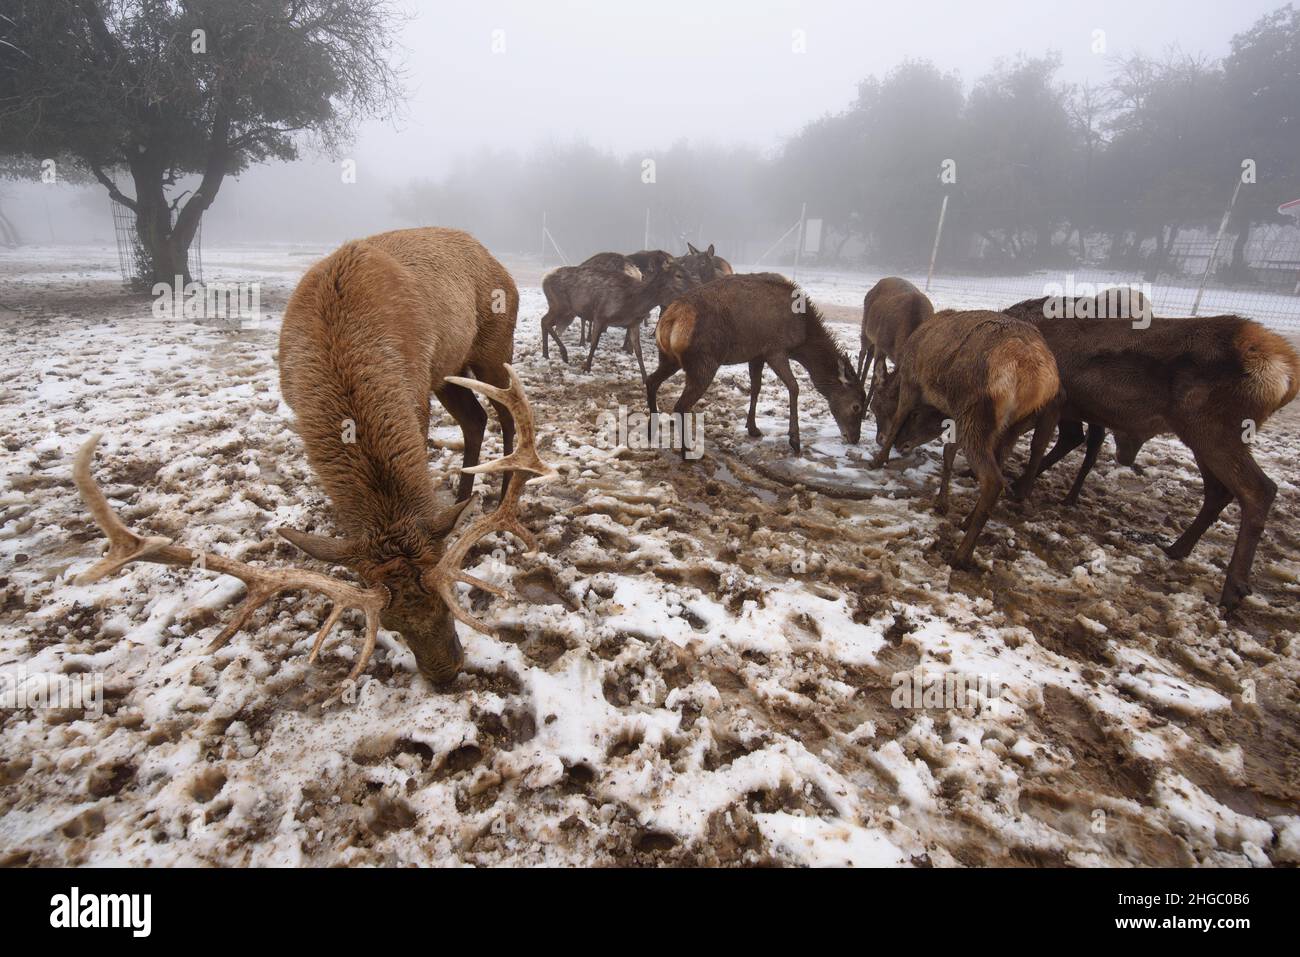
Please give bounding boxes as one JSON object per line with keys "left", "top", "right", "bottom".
{"left": 111, "top": 198, "right": 203, "bottom": 288}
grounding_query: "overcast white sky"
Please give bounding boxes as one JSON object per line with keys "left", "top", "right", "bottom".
{"left": 357, "top": 0, "right": 1284, "bottom": 178}
{"left": 4, "top": 0, "right": 1287, "bottom": 244}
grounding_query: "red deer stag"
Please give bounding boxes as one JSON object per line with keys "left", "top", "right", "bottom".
{"left": 647, "top": 273, "right": 866, "bottom": 453}
{"left": 73, "top": 228, "right": 556, "bottom": 687}
{"left": 857, "top": 277, "right": 934, "bottom": 406}
{"left": 869, "top": 310, "right": 1063, "bottom": 567}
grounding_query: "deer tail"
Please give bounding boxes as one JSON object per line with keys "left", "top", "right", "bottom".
{"left": 1234, "top": 321, "right": 1300, "bottom": 414}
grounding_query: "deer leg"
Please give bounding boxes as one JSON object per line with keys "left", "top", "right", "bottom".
{"left": 765, "top": 354, "right": 801, "bottom": 454}
{"left": 952, "top": 411, "right": 1003, "bottom": 568}
{"left": 630, "top": 323, "right": 649, "bottom": 384}
{"left": 746, "top": 358, "right": 764, "bottom": 437}
{"left": 1162, "top": 451, "right": 1234, "bottom": 562}
{"left": 623, "top": 321, "right": 641, "bottom": 355}
{"left": 1035, "top": 420, "right": 1085, "bottom": 476}
{"left": 856, "top": 343, "right": 874, "bottom": 384}
{"left": 869, "top": 378, "right": 922, "bottom": 469}
{"left": 671, "top": 359, "right": 719, "bottom": 461}
{"left": 1062, "top": 423, "right": 1106, "bottom": 506}
{"left": 435, "top": 380, "right": 489, "bottom": 501}
{"left": 863, "top": 353, "right": 883, "bottom": 409}
{"left": 583, "top": 318, "right": 607, "bottom": 373}
{"left": 935, "top": 441, "right": 957, "bottom": 515}
{"left": 1010, "top": 392, "right": 1062, "bottom": 501}
{"left": 1213, "top": 448, "right": 1277, "bottom": 610}
{"left": 542, "top": 310, "right": 570, "bottom": 363}
{"left": 646, "top": 351, "right": 681, "bottom": 414}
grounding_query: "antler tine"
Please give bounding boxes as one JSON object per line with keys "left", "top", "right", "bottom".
{"left": 442, "top": 364, "right": 557, "bottom": 480}
{"left": 428, "top": 366, "right": 554, "bottom": 635}
{"left": 72, "top": 435, "right": 389, "bottom": 684}
{"left": 73, "top": 434, "right": 176, "bottom": 584}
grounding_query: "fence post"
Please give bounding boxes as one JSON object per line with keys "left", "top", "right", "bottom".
{"left": 925, "top": 194, "right": 949, "bottom": 293}
{"left": 792, "top": 202, "right": 807, "bottom": 280}
{"left": 1191, "top": 178, "right": 1244, "bottom": 317}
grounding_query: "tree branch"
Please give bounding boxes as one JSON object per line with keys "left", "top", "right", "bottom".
{"left": 90, "top": 163, "right": 137, "bottom": 211}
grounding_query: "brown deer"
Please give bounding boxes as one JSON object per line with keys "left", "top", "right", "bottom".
{"left": 73, "top": 228, "right": 556, "bottom": 687}
{"left": 1003, "top": 289, "right": 1154, "bottom": 503}
{"left": 540, "top": 260, "right": 693, "bottom": 381}
{"left": 577, "top": 250, "right": 676, "bottom": 350}
{"left": 683, "top": 242, "right": 733, "bottom": 280}
{"left": 1009, "top": 312, "right": 1298, "bottom": 609}
{"left": 869, "top": 310, "right": 1063, "bottom": 567}
{"left": 857, "top": 277, "right": 934, "bottom": 406}
{"left": 646, "top": 273, "right": 866, "bottom": 453}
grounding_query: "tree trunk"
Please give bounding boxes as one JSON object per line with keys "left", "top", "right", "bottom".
{"left": 130, "top": 159, "right": 192, "bottom": 287}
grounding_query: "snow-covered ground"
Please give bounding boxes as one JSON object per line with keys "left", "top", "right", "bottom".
{"left": 1, "top": 243, "right": 1298, "bottom": 867}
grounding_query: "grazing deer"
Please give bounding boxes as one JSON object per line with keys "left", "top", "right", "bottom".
{"left": 1003, "top": 290, "right": 1154, "bottom": 503}
{"left": 857, "top": 277, "right": 934, "bottom": 406}
{"left": 646, "top": 273, "right": 866, "bottom": 453}
{"left": 869, "top": 310, "right": 1063, "bottom": 567}
{"left": 540, "top": 261, "right": 693, "bottom": 381}
{"left": 1011, "top": 312, "right": 1298, "bottom": 609}
{"left": 73, "top": 229, "right": 556, "bottom": 688}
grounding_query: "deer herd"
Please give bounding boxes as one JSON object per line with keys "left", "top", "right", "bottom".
{"left": 72, "top": 226, "right": 1299, "bottom": 692}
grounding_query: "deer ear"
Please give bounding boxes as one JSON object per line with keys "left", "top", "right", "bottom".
{"left": 422, "top": 497, "right": 475, "bottom": 538}
{"left": 278, "top": 527, "right": 357, "bottom": 564}
{"left": 687, "top": 243, "right": 699, "bottom": 254}
{"left": 706, "top": 244, "right": 715, "bottom": 256}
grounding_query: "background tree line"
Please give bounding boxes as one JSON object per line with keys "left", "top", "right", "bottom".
{"left": 391, "top": 4, "right": 1300, "bottom": 277}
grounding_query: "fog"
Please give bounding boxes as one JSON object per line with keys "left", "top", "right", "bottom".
{"left": 0, "top": 0, "right": 1286, "bottom": 251}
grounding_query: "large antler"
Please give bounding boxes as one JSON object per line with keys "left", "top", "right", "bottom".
{"left": 428, "top": 364, "right": 556, "bottom": 634}
{"left": 72, "top": 435, "right": 390, "bottom": 682}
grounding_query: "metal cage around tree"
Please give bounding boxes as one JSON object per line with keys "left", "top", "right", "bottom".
{"left": 111, "top": 198, "right": 203, "bottom": 288}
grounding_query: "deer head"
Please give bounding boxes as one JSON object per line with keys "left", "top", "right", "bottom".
{"left": 870, "top": 366, "right": 946, "bottom": 453}
{"left": 73, "top": 365, "right": 554, "bottom": 688}
{"left": 824, "top": 353, "right": 867, "bottom": 445}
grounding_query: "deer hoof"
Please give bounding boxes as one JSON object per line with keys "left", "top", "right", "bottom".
{"left": 1161, "top": 540, "right": 1193, "bottom": 560}
{"left": 1218, "top": 579, "right": 1251, "bottom": 611}
{"left": 747, "top": 425, "right": 761, "bottom": 438}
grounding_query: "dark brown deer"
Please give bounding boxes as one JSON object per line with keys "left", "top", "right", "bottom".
{"left": 539, "top": 261, "right": 693, "bottom": 380}
{"left": 1009, "top": 312, "right": 1298, "bottom": 609}
{"left": 683, "top": 243, "right": 733, "bottom": 280}
{"left": 869, "top": 310, "right": 1063, "bottom": 567}
{"left": 646, "top": 273, "right": 866, "bottom": 452}
{"left": 857, "top": 277, "right": 934, "bottom": 406}
{"left": 577, "top": 250, "right": 676, "bottom": 350}
{"left": 74, "top": 228, "right": 556, "bottom": 688}
{"left": 1003, "top": 289, "right": 1154, "bottom": 503}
